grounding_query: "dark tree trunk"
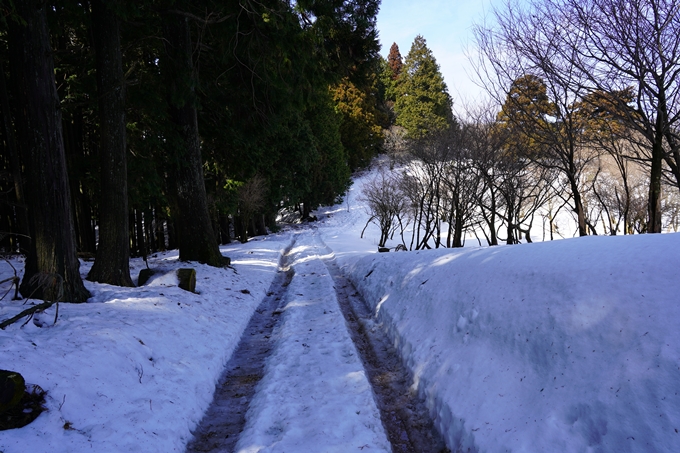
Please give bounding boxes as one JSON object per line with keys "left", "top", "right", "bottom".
{"left": 487, "top": 186, "right": 498, "bottom": 246}
{"left": 161, "top": 11, "right": 225, "bottom": 266}
{"left": 62, "top": 111, "right": 96, "bottom": 254}
{"left": 167, "top": 218, "right": 178, "bottom": 250}
{"left": 647, "top": 124, "right": 664, "bottom": 233}
{"left": 87, "top": 0, "right": 133, "bottom": 286}
{"left": 146, "top": 207, "right": 156, "bottom": 253}
{"left": 155, "top": 208, "right": 167, "bottom": 251}
{"left": 219, "top": 214, "right": 231, "bottom": 244}
{"left": 135, "top": 209, "right": 146, "bottom": 260}
{"left": 0, "top": 61, "right": 30, "bottom": 254}
{"left": 265, "top": 210, "right": 277, "bottom": 231}
{"left": 9, "top": 1, "right": 90, "bottom": 302}
{"left": 0, "top": 212, "right": 11, "bottom": 252}
{"left": 567, "top": 169, "right": 588, "bottom": 236}
{"left": 129, "top": 211, "right": 138, "bottom": 257}
{"left": 254, "top": 214, "right": 267, "bottom": 236}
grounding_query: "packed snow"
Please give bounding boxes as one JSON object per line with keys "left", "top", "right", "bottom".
{"left": 1, "top": 159, "right": 679, "bottom": 452}
{"left": 234, "top": 231, "right": 389, "bottom": 452}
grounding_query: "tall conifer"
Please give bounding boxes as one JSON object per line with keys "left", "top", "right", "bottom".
{"left": 394, "top": 35, "right": 453, "bottom": 139}
{"left": 387, "top": 42, "right": 403, "bottom": 79}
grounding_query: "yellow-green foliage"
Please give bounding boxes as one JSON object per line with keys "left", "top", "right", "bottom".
{"left": 332, "top": 78, "right": 383, "bottom": 169}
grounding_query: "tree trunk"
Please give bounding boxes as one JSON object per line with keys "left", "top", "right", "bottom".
{"left": 62, "top": 110, "right": 96, "bottom": 254}
{"left": 129, "top": 210, "right": 138, "bottom": 257}
{"left": 647, "top": 126, "right": 664, "bottom": 233}
{"left": 219, "top": 214, "right": 231, "bottom": 244}
{"left": 145, "top": 206, "right": 156, "bottom": 253}
{"left": 9, "top": 1, "right": 90, "bottom": 302}
{"left": 162, "top": 11, "right": 225, "bottom": 266}
{"left": 0, "top": 61, "right": 30, "bottom": 254}
{"left": 567, "top": 173, "right": 588, "bottom": 236}
{"left": 135, "top": 209, "right": 146, "bottom": 260}
{"left": 254, "top": 214, "right": 267, "bottom": 236}
{"left": 155, "top": 208, "right": 167, "bottom": 251}
{"left": 87, "top": 0, "right": 133, "bottom": 286}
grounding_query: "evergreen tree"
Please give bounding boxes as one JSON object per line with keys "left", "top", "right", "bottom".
{"left": 87, "top": 0, "right": 134, "bottom": 286}
{"left": 394, "top": 35, "right": 453, "bottom": 139}
{"left": 496, "top": 74, "right": 556, "bottom": 158}
{"left": 387, "top": 42, "right": 402, "bottom": 79}
{"left": 376, "top": 56, "right": 397, "bottom": 127}
{"left": 8, "top": 0, "right": 90, "bottom": 301}
{"left": 332, "top": 77, "right": 383, "bottom": 170}
{"left": 160, "top": 6, "right": 226, "bottom": 266}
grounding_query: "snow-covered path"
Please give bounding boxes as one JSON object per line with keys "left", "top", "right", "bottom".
{"left": 230, "top": 231, "right": 390, "bottom": 452}
{"left": 187, "top": 229, "right": 447, "bottom": 453}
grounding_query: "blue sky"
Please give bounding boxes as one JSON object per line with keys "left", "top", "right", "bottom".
{"left": 376, "top": 0, "right": 503, "bottom": 105}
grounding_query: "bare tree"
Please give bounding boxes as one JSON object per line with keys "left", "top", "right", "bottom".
{"left": 236, "top": 175, "right": 267, "bottom": 243}
{"left": 558, "top": 0, "right": 680, "bottom": 233}
{"left": 359, "top": 168, "right": 409, "bottom": 247}
{"left": 478, "top": 0, "right": 680, "bottom": 233}
{"left": 474, "top": 8, "right": 598, "bottom": 236}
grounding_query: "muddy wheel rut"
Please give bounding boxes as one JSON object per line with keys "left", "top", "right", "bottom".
{"left": 319, "top": 245, "right": 450, "bottom": 453}
{"left": 185, "top": 243, "right": 295, "bottom": 453}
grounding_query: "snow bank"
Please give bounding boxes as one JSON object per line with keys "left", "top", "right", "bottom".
{"left": 347, "top": 233, "right": 680, "bottom": 452}
{"left": 0, "top": 235, "right": 290, "bottom": 453}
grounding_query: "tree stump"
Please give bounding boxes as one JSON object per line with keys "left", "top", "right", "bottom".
{"left": 0, "top": 370, "right": 25, "bottom": 415}
{"left": 177, "top": 268, "right": 196, "bottom": 292}
{"left": 138, "top": 268, "right": 154, "bottom": 286}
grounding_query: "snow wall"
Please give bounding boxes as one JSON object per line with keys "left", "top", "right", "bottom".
{"left": 347, "top": 233, "right": 680, "bottom": 452}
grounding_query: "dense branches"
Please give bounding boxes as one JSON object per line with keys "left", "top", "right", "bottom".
{"left": 474, "top": 0, "right": 680, "bottom": 234}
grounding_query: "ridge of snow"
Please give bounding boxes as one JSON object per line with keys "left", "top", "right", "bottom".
{"left": 345, "top": 234, "right": 680, "bottom": 452}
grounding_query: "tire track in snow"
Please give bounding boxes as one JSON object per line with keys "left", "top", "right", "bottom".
{"left": 232, "top": 232, "right": 391, "bottom": 452}
{"left": 185, "top": 238, "right": 296, "bottom": 453}
{"left": 313, "top": 230, "right": 450, "bottom": 453}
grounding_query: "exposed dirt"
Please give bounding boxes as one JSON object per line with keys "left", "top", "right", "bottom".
{"left": 319, "top": 245, "right": 450, "bottom": 453}
{"left": 185, "top": 244, "right": 295, "bottom": 453}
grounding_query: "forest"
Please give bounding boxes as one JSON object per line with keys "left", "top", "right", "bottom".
{"left": 1, "top": 0, "right": 679, "bottom": 300}
{"left": 0, "top": 0, "right": 385, "bottom": 300}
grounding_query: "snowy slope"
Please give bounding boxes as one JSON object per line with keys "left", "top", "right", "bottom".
{"left": 2, "top": 156, "right": 679, "bottom": 453}
{"left": 0, "top": 235, "right": 290, "bottom": 453}
{"left": 312, "top": 160, "right": 680, "bottom": 452}
{"left": 346, "top": 234, "right": 680, "bottom": 452}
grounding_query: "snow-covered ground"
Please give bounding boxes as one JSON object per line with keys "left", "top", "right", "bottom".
{"left": 234, "top": 231, "right": 390, "bottom": 452}
{"left": 0, "top": 236, "right": 290, "bottom": 452}
{"left": 2, "top": 159, "right": 679, "bottom": 452}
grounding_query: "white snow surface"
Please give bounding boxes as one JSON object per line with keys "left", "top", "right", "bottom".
{"left": 1, "top": 159, "right": 680, "bottom": 453}
{"left": 0, "top": 237, "right": 290, "bottom": 452}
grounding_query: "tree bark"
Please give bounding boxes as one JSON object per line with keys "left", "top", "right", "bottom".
{"left": 219, "top": 214, "right": 231, "bottom": 244}
{"left": 62, "top": 110, "right": 96, "bottom": 254}
{"left": 86, "top": 0, "right": 133, "bottom": 286}
{"left": 9, "top": 1, "right": 90, "bottom": 302}
{"left": 0, "top": 61, "right": 30, "bottom": 254}
{"left": 647, "top": 126, "right": 664, "bottom": 233}
{"left": 161, "top": 11, "right": 225, "bottom": 266}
